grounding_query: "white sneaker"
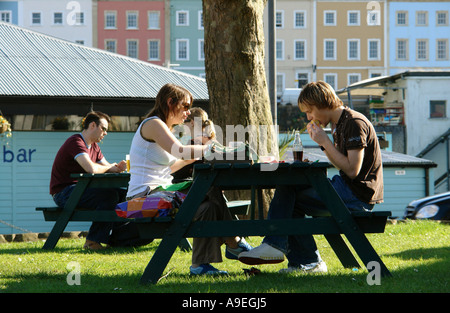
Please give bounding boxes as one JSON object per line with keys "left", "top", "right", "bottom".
{"left": 238, "top": 243, "right": 285, "bottom": 265}
{"left": 279, "top": 261, "right": 327, "bottom": 274}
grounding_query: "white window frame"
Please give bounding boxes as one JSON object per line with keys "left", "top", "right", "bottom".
{"left": 348, "top": 39, "right": 360, "bottom": 61}
{"left": 368, "top": 39, "right": 381, "bottom": 60}
{"left": 276, "top": 39, "right": 285, "bottom": 60}
{"left": 198, "top": 39, "right": 205, "bottom": 61}
{"left": 148, "top": 11, "right": 160, "bottom": 30}
{"left": 348, "top": 73, "right": 361, "bottom": 86}
{"left": 74, "top": 12, "right": 84, "bottom": 26}
{"left": 105, "top": 11, "right": 117, "bottom": 29}
{"left": 347, "top": 10, "right": 360, "bottom": 26}
{"left": 295, "top": 72, "right": 309, "bottom": 89}
{"left": 126, "top": 11, "right": 138, "bottom": 29}
{"left": 176, "top": 39, "right": 189, "bottom": 61}
{"left": 105, "top": 39, "right": 117, "bottom": 53}
{"left": 436, "top": 11, "right": 448, "bottom": 26}
{"left": 294, "top": 39, "right": 307, "bottom": 60}
{"left": 176, "top": 10, "right": 189, "bottom": 26}
{"left": 324, "top": 73, "right": 337, "bottom": 90}
{"left": 148, "top": 40, "right": 160, "bottom": 61}
{"left": 198, "top": 10, "right": 204, "bottom": 30}
{"left": 31, "top": 12, "right": 42, "bottom": 25}
{"left": 127, "top": 39, "right": 139, "bottom": 59}
{"left": 276, "top": 10, "right": 284, "bottom": 28}
{"left": 53, "top": 12, "right": 64, "bottom": 25}
{"left": 0, "top": 10, "right": 12, "bottom": 23}
{"left": 324, "top": 39, "right": 337, "bottom": 60}
{"left": 294, "top": 10, "right": 306, "bottom": 29}
{"left": 324, "top": 10, "right": 336, "bottom": 26}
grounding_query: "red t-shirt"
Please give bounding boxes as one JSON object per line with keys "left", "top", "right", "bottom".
{"left": 49, "top": 134, "right": 104, "bottom": 195}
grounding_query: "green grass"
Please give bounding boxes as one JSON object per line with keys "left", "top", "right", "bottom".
{"left": 0, "top": 220, "right": 449, "bottom": 293}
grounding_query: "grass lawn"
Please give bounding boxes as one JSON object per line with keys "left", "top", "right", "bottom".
{"left": 0, "top": 220, "right": 449, "bottom": 294}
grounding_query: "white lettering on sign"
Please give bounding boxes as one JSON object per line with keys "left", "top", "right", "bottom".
{"left": 395, "top": 170, "right": 406, "bottom": 176}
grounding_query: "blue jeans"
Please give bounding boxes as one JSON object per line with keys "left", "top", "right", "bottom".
{"left": 263, "top": 175, "right": 373, "bottom": 267}
{"left": 53, "top": 185, "right": 125, "bottom": 244}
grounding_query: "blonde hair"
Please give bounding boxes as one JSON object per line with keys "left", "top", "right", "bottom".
{"left": 298, "top": 81, "right": 343, "bottom": 111}
{"left": 202, "top": 119, "right": 216, "bottom": 139}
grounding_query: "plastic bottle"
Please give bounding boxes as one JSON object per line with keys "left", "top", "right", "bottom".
{"left": 292, "top": 131, "right": 303, "bottom": 162}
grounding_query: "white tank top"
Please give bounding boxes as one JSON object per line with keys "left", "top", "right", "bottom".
{"left": 126, "top": 116, "right": 177, "bottom": 198}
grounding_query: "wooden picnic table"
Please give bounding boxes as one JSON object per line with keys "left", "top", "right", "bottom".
{"left": 41, "top": 173, "right": 130, "bottom": 250}
{"left": 136, "top": 162, "right": 392, "bottom": 284}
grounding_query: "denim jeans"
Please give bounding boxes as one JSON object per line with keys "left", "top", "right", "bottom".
{"left": 263, "top": 175, "right": 373, "bottom": 267}
{"left": 52, "top": 185, "right": 125, "bottom": 244}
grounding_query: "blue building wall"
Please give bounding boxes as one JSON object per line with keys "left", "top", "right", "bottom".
{"left": 169, "top": 0, "right": 205, "bottom": 77}
{"left": 0, "top": 1, "right": 19, "bottom": 25}
{"left": 389, "top": 2, "right": 450, "bottom": 74}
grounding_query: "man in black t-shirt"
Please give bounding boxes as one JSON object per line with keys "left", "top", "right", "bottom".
{"left": 238, "top": 81, "right": 384, "bottom": 273}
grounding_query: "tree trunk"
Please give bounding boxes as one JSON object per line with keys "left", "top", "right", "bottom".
{"left": 202, "top": 0, "right": 276, "bottom": 215}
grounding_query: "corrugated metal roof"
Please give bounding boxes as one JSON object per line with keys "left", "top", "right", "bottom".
{"left": 0, "top": 22, "right": 209, "bottom": 100}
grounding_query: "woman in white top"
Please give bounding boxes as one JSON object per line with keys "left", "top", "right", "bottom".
{"left": 127, "top": 84, "right": 251, "bottom": 276}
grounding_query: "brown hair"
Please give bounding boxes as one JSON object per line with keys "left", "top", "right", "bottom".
{"left": 82, "top": 111, "right": 111, "bottom": 130}
{"left": 145, "top": 83, "right": 193, "bottom": 123}
{"left": 298, "top": 81, "right": 343, "bottom": 111}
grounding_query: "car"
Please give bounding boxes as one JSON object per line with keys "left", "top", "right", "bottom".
{"left": 403, "top": 191, "right": 450, "bottom": 220}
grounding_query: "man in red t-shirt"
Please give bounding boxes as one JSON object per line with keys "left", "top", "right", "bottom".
{"left": 50, "top": 111, "right": 126, "bottom": 250}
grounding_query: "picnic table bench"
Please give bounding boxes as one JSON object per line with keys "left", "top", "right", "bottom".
{"left": 36, "top": 172, "right": 250, "bottom": 251}
{"left": 135, "top": 162, "right": 392, "bottom": 284}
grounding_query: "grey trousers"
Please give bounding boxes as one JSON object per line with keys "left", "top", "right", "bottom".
{"left": 191, "top": 186, "right": 234, "bottom": 265}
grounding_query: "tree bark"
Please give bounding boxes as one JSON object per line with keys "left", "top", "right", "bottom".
{"left": 202, "top": 0, "right": 276, "bottom": 214}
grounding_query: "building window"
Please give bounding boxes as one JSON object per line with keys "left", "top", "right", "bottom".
{"left": 176, "top": 39, "right": 189, "bottom": 60}
{"left": 276, "top": 40, "right": 284, "bottom": 60}
{"left": 348, "top": 73, "right": 361, "bottom": 85}
{"left": 348, "top": 11, "right": 360, "bottom": 26}
{"left": 368, "top": 39, "right": 380, "bottom": 60}
{"left": 53, "top": 12, "right": 63, "bottom": 25}
{"left": 296, "top": 73, "right": 309, "bottom": 88}
{"left": 437, "top": 39, "right": 448, "bottom": 60}
{"left": 127, "top": 11, "right": 138, "bottom": 29}
{"left": 324, "top": 74, "right": 337, "bottom": 90}
{"left": 324, "top": 39, "right": 336, "bottom": 60}
{"left": 75, "top": 12, "right": 84, "bottom": 25}
{"left": 294, "top": 11, "right": 306, "bottom": 28}
{"left": 396, "top": 39, "right": 408, "bottom": 60}
{"left": 1, "top": 11, "right": 11, "bottom": 23}
{"left": 198, "top": 39, "right": 205, "bottom": 60}
{"left": 148, "top": 11, "right": 160, "bottom": 29}
{"left": 276, "top": 10, "right": 284, "bottom": 28}
{"left": 176, "top": 11, "right": 189, "bottom": 26}
{"left": 417, "top": 39, "right": 428, "bottom": 60}
{"left": 436, "top": 11, "right": 448, "bottom": 26}
{"left": 75, "top": 40, "right": 84, "bottom": 45}
{"left": 324, "top": 11, "right": 336, "bottom": 26}
{"left": 148, "top": 40, "right": 160, "bottom": 61}
{"left": 348, "top": 39, "right": 360, "bottom": 60}
{"left": 32, "top": 12, "right": 41, "bottom": 25}
{"left": 198, "top": 11, "right": 204, "bottom": 30}
{"left": 430, "top": 100, "right": 446, "bottom": 118}
{"left": 127, "top": 40, "right": 138, "bottom": 59}
{"left": 105, "top": 12, "right": 116, "bottom": 29}
{"left": 416, "top": 11, "right": 428, "bottom": 26}
{"left": 396, "top": 11, "right": 408, "bottom": 26}
{"left": 105, "top": 40, "right": 117, "bottom": 53}
{"left": 294, "top": 40, "right": 306, "bottom": 60}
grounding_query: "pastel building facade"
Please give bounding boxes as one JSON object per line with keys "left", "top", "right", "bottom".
{"left": 0, "top": 1, "right": 19, "bottom": 25}
{"left": 95, "top": 0, "right": 167, "bottom": 66}
{"left": 388, "top": 1, "right": 450, "bottom": 75}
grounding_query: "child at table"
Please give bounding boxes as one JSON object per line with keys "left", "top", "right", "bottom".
{"left": 126, "top": 83, "right": 251, "bottom": 275}
{"left": 239, "top": 81, "right": 384, "bottom": 273}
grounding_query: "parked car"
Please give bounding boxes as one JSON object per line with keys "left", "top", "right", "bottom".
{"left": 403, "top": 192, "right": 450, "bottom": 220}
